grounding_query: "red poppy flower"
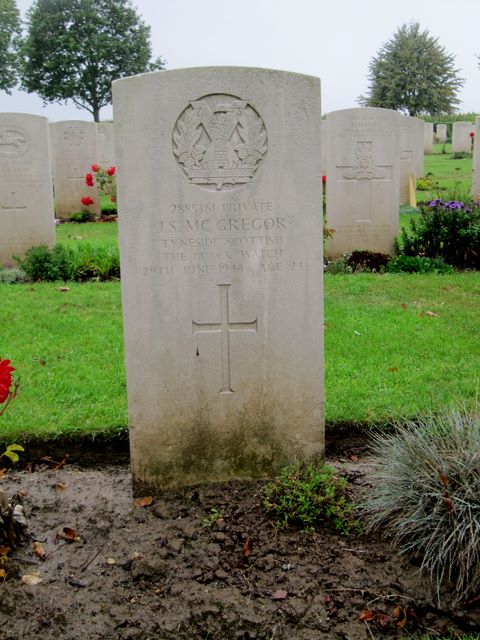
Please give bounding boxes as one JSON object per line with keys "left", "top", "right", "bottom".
{"left": 85, "top": 173, "right": 94, "bottom": 186}
{"left": 0, "top": 358, "right": 14, "bottom": 404}
{"left": 470, "top": 131, "right": 475, "bottom": 138}
{"left": 81, "top": 196, "right": 95, "bottom": 206}
{"left": 106, "top": 166, "right": 116, "bottom": 176}
{"left": 91, "top": 164, "right": 100, "bottom": 172}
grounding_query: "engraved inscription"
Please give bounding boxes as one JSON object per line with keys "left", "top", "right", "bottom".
{"left": 0, "top": 125, "right": 30, "bottom": 158}
{"left": 192, "top": 284, "right": 257, "bottom": 393}
{"left": 173, "top": 94, "right": 267, "bottom": 191}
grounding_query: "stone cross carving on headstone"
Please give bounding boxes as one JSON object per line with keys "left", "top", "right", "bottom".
{"left": 192, "top": 283, "right": 258, "bottom": 394}
{"left": 1, "top": 190, "right": 27, "bottom": 212}
{"left": 336, "top": 142, "right": 392, "bottom": 222}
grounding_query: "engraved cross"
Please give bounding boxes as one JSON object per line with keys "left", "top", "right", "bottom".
{"left": 1, "top": 191, "right": 27, "bottom": 212}
{"left": 192, "top": 284, "right": 258, "bottom": 394}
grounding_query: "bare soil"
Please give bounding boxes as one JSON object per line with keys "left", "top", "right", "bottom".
{"left": 0, "top": 437, "right": 478, "bottom": 640}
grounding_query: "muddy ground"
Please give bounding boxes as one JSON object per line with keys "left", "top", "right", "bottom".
{"left": 0, "top": 436, "right": 478, "bottom": 640}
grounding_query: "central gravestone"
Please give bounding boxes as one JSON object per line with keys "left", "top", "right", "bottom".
{"left": 113, "top": 67, "right": 324, "bottom": 491}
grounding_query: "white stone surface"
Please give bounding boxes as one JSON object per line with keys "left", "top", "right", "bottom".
{"left": 50, "top": 120, "right": 100, "bottom": 218}
{"left": 114, "top": 67, "right": 325, "bottom": 490}
{"left": 325, "top": 107, "right": 400, "bottom": 257}
{"left": 472, "top": 117, "right": 480, "bottom": 201}
{"left": 97, "top": 123, "right": 115, "bottom": 168}
{"left": 423, "top": 122, "right": 433, "bottom": 154}
{"left": 0, "top": 113, "right": 55, "bottom": 266}
{"left": 320, "top": 119, "right": 327, "bottom": 175}
{"left": 452, "top": 121, "right": 474, "bottom": 153}
{"left": 399, "top": 116, "right": 424, "bottom": 204}
{"left": 436, "top": 124, "right": 447, "bottom": 143}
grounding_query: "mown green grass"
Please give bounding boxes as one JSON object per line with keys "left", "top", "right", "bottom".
{"left": 1, "top": 271, "right": 479, "bottom": 441}
{"left": 56, "top": 219, "right": 119, "bottom": 249}
{"left": 419, "top": 142, "right": 473, "bottom": 202}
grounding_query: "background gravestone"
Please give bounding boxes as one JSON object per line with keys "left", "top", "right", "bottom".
{"left": 0, "top": 113, "right": 55, "bottom": 266}
{"left": 423, "top": 122, "right": 433, "bottom": 154}
{"left": 399, "top": 116, "right": 423, "bottom": 205}
{"left": 97, "top": 123, "right": 115, "bottom": 168}
{"left": 50, "top": 120, "right": 100, "bottom": 219}
{"left": 114, "top": 67, "right": 325, "bottom": 491}
{"left": 473, "top": 116, "right": 480, "bottom": 201}
{"left": 325, "top": 107, "right": 400, "bottom": 257}
{"left": 452, "top": 121, "right": 474, "bottom": 153}
{"left": 436, "top": 123, "right": 447, "bottom": 143}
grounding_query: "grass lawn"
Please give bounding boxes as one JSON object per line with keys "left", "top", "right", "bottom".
{"left": 418, "top": 142, "right": 473, "bottom": 202}
{"left": 1, "top": 268, "right": 479, "bottom": 441}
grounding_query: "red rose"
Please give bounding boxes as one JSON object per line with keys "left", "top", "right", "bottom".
{"left": 85, "top": 173, "right": 94, "bottom": 186}
{"left": 0, "top": 358, "right": 14, "bottom": 404}
{"left": 106, "top": 166, "right": 116, "bottom": 176}
{"left": 91, "top": 164, "right": 100, "bottom": 172}
{"left": 470, "top": 131, "right": 475, "bottom": 138}
{"left": 322, "top": 175, "right": 326, "bottom": 184}
{"left": 81, "top": 196, "right": 95, "bottom": 206}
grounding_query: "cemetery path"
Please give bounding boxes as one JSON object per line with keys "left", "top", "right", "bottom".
{"left": 0, "top": 442, "right": 478, "bottom": 640}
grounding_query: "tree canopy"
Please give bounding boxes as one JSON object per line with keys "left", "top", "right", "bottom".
{"left": 20, "top": 0, "right": 165, "bottom": 121}
{"left": 0, "top": 0, "right": 21, "bottom": 93}
{"left": 359, "top": 22, "right": 464, "bottom": 116}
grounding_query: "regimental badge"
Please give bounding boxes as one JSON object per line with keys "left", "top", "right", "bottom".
{"left": 173, "top": 94, "right": 268, "bottom": 191}
{"left": 0, "top": 125, "right": 30, "bottom": 158}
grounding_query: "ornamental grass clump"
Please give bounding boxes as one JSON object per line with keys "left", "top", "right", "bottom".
{"left": 363, "top": 409, "right": 480, "bottom": 605}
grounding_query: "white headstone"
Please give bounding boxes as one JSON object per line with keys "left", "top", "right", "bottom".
{"left": 472, "top": 117, "right": 480, "bottom": 201}
{"left": 114, "top": 67, "right": 325, "bottom": 491}
{"left": 97, "top": 123, "right": 115, "bottom": 169}
{"left": 423, "top": 122, "right": 433, "bottom": 154}
{"left": 436, "top": 124, "right": 447, "bottom": 144}
{"left": 320, "top": 119, "right": 327, "bottom": 175}
{"left": 0, "top": 113, "right": 55, "bottom": 267}
{"left": 50, "top": 121, "right": 100, "bottom": 219}
{"left": 452, "top": 121, "right": 474, "bottom": 153}
{"left": 399, "top": 116, "right": 424, "bottom": 204}
{"left": 325, "top": 107, "right": 400, "bottom": 257}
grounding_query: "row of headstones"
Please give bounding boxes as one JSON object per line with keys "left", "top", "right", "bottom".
{"left": 0, "top": 115, "right": 114, "bottom": 265}
{"left": 433, "top": 121, "right": 476, "bottom": 152}
{"left": 1, "top": 110, "right": 479, "bottom": 269}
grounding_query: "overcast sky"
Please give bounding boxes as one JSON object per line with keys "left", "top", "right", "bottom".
{"left": 2, "top": 0, "right": 479, "bottom": 122}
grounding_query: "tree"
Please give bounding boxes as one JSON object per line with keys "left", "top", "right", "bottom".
{"left": 359, "top": 22, "right": 464, "bottom": 116}
{"left": 20, "top": 0, "right": 165, "bottom": 121}
{"left": 0, "top": 0, "right": 21, "bottom": 93}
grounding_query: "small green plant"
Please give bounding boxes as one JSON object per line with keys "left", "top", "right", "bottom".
{"left": 0, "top": 268, "right": 28, "bottom": 284}
{"left": 417, "top": 173, "right": 438, "bottom": 191}
{"left": 450, "top": 151, "right": 472, "bottom": 159}
{"left": 70, "top": 209, "right": 95, "bottom": 223}
{"left": 387, "top": 255, "right": 453, "bottom": 274}
{"left": 362, "top": 408, "right": 480, "bottom": 605}
{"left": 263, "top": 464, "right": 359, "bottom": 534}
{"left": 202, "top": 507, "right": 223, "bottom": 528}
{"left": 325, "top": 256, "right": 352, "bottom": 274}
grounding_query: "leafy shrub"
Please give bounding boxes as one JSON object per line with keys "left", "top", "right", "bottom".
{"left": 345, "top": 250, "right": 390, "bottom": 273}
{"left": 450, "top": 151, "right": 472, "bottom": 159}
{"left": 263, "top": 464, "right": 359, "bottom": 534}
{"left": 15, "top": 244, "right": 76, "bottom": 282}
{"left": 70, "top": 209, "right": 95, "bottom": 223}
{"left": 417, "top": 174, "right": 438, "bottom": 191}
{"left": 362, "top": 409, "right": 480, "bottom": 605}
{"left": 15, "top": 243, "right": 119, "bottom": 282}
{"left": 0, "top": 268, "right": 28, "bottom": 284}
{"left": 74, "top": 244, "right": 120, "bottom": 281}
{"left": 396, "top": 200, "right": 480, "bottom": 269}
{"left": 387, "top": 255, "right": 453, "bottom": 274}
{"left": 325, "top": 256, "right": 352, "bottom": 274}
